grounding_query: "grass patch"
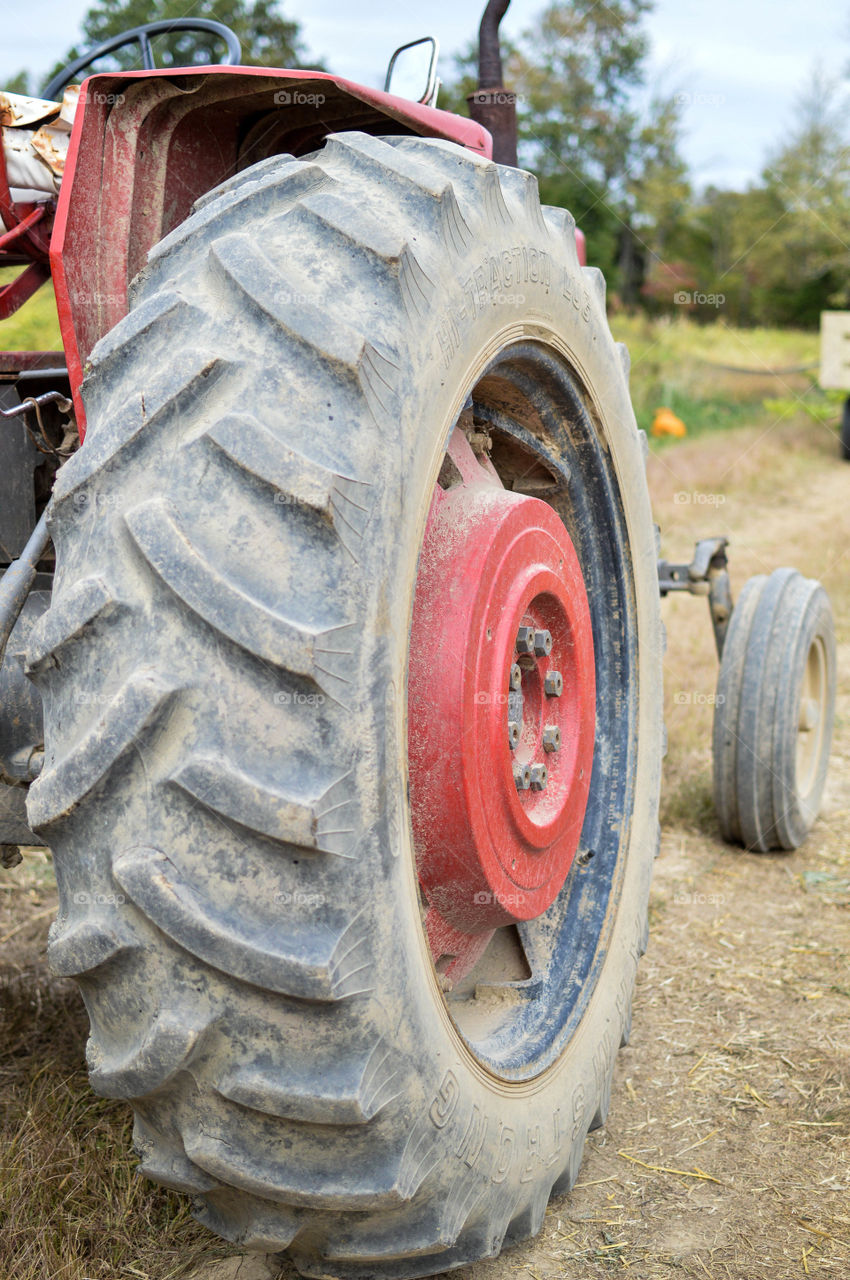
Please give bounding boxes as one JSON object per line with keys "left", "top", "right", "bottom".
{"left": 0, "top": 852, "right": 226, "bottom": 1280}
{"left": 0, "top": 267, "right": 62, "bottom": 351}
{"left": 633, "top": 389, "right": 760, "bottom": 440}
{"left": 0, "top": 972, "right": 223, "bottom": 1280}
{"left": 610, "top": 313, "right": 830, "bottom": 447}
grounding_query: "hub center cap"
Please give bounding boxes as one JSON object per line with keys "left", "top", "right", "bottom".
{"left": 408, "top": 429, "right": 595, "bottom": 980}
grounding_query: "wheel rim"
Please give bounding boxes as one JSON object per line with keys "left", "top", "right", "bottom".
{"left": 408, "top": 424, "right": 596, "bottom": 973}
{"left": 406, "top": 340, "right": 638, "bottom": 1081}
{"left": 796, "top": 634, "right": 828, "bottom": 799}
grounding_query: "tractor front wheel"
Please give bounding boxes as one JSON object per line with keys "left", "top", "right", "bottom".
{"left": 28, "top": 134, "right": 663, "bottom": 1276}
{"left": 713, "top": 568, "right": 835, "bottom": 851}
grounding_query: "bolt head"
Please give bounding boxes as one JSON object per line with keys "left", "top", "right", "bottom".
{"left": 533, "top": 629, "right": 553, "bottom": 657}
{"left": 509, "top": 663, "right": 522, "bottom": 691}
{"left": 544, "top": 670, "right": 563, "bottom": 697}
{"left": 513, "top": 764, "right": 532, "bottom": 791}
{"left": 542, "top": 725, "right": 561, "bottom": 752}
{"left": 529, "top": 763, "right": 548, "bottom": 791}
{"left": 507, "top": 720, "right": 520, "bottom": 749}
{"left": 515, "top": 626, "right": 536, "bottom": 656}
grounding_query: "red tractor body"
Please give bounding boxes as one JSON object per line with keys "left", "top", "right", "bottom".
{"left": 50, "top": 68, "right": 490, "bottom": 433}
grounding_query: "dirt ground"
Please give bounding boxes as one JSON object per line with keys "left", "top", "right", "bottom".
{"left": 2, "top": 413, "right": 848, "bottom": 1280}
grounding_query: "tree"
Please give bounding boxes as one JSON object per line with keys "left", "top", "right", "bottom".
{"left": 43, "top": 0, "right": 312, "bottom": 94}
{"left": 683, "top": 69, "right": 850, "bottom": 329}
{"left": 3, "top": 70, "right": 35, "bottom": 96}
{"left": 753, "top": 69, "right": 850, "bottom": 324}
{"left": 443, "top": 1, "right": 690, "bottom": 302}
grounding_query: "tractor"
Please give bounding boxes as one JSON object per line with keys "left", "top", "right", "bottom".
{"left": 0, "top": 2, "right": 836, "bottom": 1275}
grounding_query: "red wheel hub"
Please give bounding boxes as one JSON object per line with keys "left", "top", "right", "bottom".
{"left": 408, "top": 428, "right": 595, "bottom": 985}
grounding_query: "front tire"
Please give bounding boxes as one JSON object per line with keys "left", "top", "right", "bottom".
{"left": 713, "top": 568, "right": 835, "bottom": 851}
{"left": 29, "top": 134, "right": 663, "bottom": 1275}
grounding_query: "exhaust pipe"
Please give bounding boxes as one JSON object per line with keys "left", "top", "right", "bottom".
{"left": 467, "top": 0, "right": 518, "bottom": 167}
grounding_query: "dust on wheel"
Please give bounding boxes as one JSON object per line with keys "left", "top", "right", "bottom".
{"left": 28, "top": 134, "right": 663, "bottom": 1276}
{"left": 713, "top": 567, "right": 836, "bottom": 852}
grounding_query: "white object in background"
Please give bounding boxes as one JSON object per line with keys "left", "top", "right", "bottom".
{"left": 819, "top": 311, "right": 850, "bottom": 391}
{"left": 0, "top": 86, "right": 80, "bottom": 228}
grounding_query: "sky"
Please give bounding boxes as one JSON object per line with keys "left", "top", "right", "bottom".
{"left": 1, "top": 0, "right": 848, "bottom": 191}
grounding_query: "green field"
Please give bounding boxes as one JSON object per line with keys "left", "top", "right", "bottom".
{"left": 0, "top": 269, "right": 62, "bottom": 351}
{"left": 610, "top": 312, "right": 831, "bottom": 442}
{"left": 0, "top": 276, "right": 836, "bottom": 444}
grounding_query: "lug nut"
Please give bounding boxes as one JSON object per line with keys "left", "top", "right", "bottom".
{"left": 529, "top": 762, "right": 548, "bottom": 791}
{"left": 514, "top": 764, "right": 532, "bottom": 791}
{"left": 533, "top": 629, "right": 553, "bottom": 657}
{"left": 542, "top": 725, "right": 561, "bottom": 752}
{"left": 507, "top": 720, "right": 520, "bottom": 749}
{"left": 515, "top": 626, "right": 536, "bottom": 656}
{"left": 509, "top": 663, "right": 522, "bottom": 691}
{"left": 544, "top": 670, "right": 563, "bottom": 697}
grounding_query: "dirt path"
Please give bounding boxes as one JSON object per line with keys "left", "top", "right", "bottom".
{"left": 3, "top": 418, "right": 848, "bottom": 1280}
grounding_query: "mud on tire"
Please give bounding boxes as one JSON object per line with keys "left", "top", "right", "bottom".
{"left": 28, "top": 134, "right": 663, "bottom": 1276}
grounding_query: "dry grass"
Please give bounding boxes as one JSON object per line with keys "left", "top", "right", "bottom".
{"left": 0, "top": 267, "right": 62, "bottom": 351}
{"left": 488, "top": 822, "right": 850, "bottom": 1279}
{"left": 0, "top": 855, "right": 226, "bottom": 1280}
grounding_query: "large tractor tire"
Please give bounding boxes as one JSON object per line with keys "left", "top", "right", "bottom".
{"left": 27, "top": 134, "right": 663, "bottom": 1276}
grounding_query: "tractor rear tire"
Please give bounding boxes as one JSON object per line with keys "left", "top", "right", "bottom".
{"left": 28, "top": 134, "right": 663, "bottom": 1276}
{"left": 712, "top": 568, "right": 835, "bottom": 851}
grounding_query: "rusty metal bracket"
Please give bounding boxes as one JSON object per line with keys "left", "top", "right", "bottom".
{"left": 658, "top": 536, "right": 733, "bottom": 659}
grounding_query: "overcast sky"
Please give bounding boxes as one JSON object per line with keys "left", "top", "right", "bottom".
{"left": 2, "top": 0, "right": 848, "bottom": 190}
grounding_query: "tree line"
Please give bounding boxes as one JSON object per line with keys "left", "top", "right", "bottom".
{"left": 8, "top": 0, "right": 843, "bottom": 330}
{"left": 445, "top": 1, "right": 850, "bottom": 330}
